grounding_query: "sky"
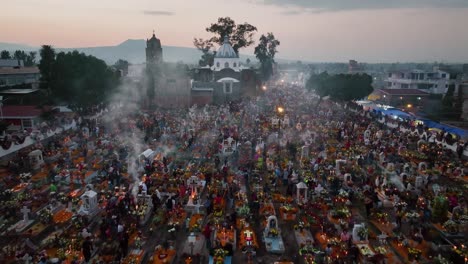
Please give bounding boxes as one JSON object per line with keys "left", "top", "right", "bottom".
{"left": 1, "top": 0, "right": 468, "bottom": 63}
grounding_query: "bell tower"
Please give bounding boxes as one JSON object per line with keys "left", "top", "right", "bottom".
{"left": 146, "top": 30, "right": 163, "bottom": 65}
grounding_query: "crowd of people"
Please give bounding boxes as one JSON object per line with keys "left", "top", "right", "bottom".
{"left": 0, "top": 83, "right": 466, "bottom": 264}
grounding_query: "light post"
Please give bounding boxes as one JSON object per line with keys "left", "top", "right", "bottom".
{"left": 276, "top": 106, "right": 284, "bottom": 163}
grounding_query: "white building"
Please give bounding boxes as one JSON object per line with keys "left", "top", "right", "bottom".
{"left": 0, "top": 59, "right": 40, "bottom": 89}
{"left": 384, "top": 69, "right": 451, "bottom": 94}
{"left": 212, "top": 36, "right": 243, "bottom": 72}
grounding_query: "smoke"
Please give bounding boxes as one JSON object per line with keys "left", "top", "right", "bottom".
{"left": 101, "top": 66, "right": 148, "bottom": 197}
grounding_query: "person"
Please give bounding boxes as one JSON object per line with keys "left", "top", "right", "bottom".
{"left": 365, "top": 195, "right": 373, "bottom": 217}
{"left": 340, "top": 229, "right": 350, "bottom": 244}
{"left": 82, "top": 236, "right": 93, "bottom": 263}
{"left": 203, "top": 222, "right": 212, "bottom": 249}
{"left": 325, "top": 244, "right": 333, "bottom": 256}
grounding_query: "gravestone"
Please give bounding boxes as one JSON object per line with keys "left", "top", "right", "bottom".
{"left": 296, "top": 182, "right": 308, "bottom": 204}
{"left": 352, "top": 223, "right": 367, "bottom": 242}
{"left": 78, "top": 188, "right": 99, "bottom": 219}
{"left": 9, "top": 206, "right": 34, "bottom": 233}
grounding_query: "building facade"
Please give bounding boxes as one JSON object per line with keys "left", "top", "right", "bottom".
{"left": 0, "top": 59, "right": 40, "bottom": 89}
{"left": 144, "top": 32, "right": 191, "bottom": 108}
{"left": 190, "top": 36, "right": 260, "bottom": 105}
{"left": 384, "top": 69, "right": 451, "bottom": 94}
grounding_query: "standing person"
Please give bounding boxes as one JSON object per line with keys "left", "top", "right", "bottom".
{"left": 364, "top": 195, "right": 373, "bottom": 217}
{"left": 82, "top": 236, "right": 93, "bottom": 263}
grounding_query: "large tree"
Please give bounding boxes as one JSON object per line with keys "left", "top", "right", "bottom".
{"left": 42, "top": 50, "right": 119, "bottom": 112}
{"left": 254, "top": 33, "right": 280, "bottom": 81}
{"left": 193, "top": 38, "right": 216, "bottom": 67}
{"left": 306, "top": 72, "right": 374, "bottom": 106}
{"left": 193, "top": 17, "right": 257, "bottom": 65}
{"left": 38, "top": 45, "right": 56, "bottom": 92}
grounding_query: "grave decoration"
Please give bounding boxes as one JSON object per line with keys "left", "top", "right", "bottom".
{"left": 136, "top": 190, "right": 153, "bottom": 225}
{"left": 263, "top": 215, "right": 285, "bottom": 253}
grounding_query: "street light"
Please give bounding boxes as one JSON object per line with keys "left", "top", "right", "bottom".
{"left": 262, "top": 85, "right": 267, "bottom": 91}
{"left": 277, "top": 106, "right": 284, "bottom": 114}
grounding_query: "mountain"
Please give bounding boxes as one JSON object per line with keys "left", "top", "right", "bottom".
{"left": 0, "top": 40, "right": 260, "bottom": 65}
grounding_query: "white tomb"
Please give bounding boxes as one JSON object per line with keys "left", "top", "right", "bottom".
{"left": 296, "top": 182, "right": 308, "bottom": 204}
{"left": 28, "top": 150, "right": 44, "bottom": 170}
{"left": 222, "top": 137, "right": 237, "bottom": 155}
{"left": 78, "top": 189, "right": 99, "bottom": 218}
{"left": 352, "top": 223, "right": 368, "bottom": 243}
{"left": 9, "top": 206, "right": 34, "bottom": 233}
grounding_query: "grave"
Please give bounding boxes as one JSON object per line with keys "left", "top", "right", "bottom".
{"left": 136, "top": 190, "right": 153, "bottom": 225}
{"left": 263, "top": 215, "right": 285, "bottom": 254}
{"left": 296, "top": 182, "right": 308, "bottom": 204}
{"left": 28, "top": 150, "right": 44, "bottom": 170}
{"left": 9, "top": 206, "right": 35, "bottom": 233}
{"left": 352, "top": 223, "right": 368, "bottom": 243}
{"left": 78, "top": 186, "right": 99, "bottom": 219}
{"left": 185, "top": 175, "right": 206, "bottom": 214}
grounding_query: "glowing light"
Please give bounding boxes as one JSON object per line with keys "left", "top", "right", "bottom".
{"left": 262, "top": 85, "right": 267, "bottom": 91}
{"left": 407, "top": 104, "right": 412, "bottom": 108}
{"left": 277, "top": 106, "right": 284, "bottom": 114}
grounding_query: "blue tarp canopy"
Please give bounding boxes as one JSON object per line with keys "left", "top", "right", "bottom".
{"left": 376, "top": 108, "right": 414, "bottom": 120}
{"left": 420, "top": 119, "right": 468, "bottom": 138}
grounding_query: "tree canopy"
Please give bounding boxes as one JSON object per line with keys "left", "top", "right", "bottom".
{"left": 38, "top": 45, "right": 56, "bottom": 91}
{"left": 13, "top": 50, "right": 36, "bottom": 66}
{"left": 0, "top": 50, "right": 11, "bottom": 59}
{"left": 306, "top": 72, "right": 374, "bottom": 102}
{"left": 254, "top": 33, "right": 280, "bottom": 81}
{"left": 193, "top": 17, "right": 257, "bottom": 66}
{"left": 205, "top": 17, "right": 257, "bottom": 54}
{"left": 38, "top": 46, "right": 120, "bottom": 112}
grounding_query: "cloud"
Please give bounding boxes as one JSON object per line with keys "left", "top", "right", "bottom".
{"left": 260, "top": 0, "right": 468, "bottom": 12}
{"left": 142, "top": 10, "right": 174, "bottom": 16}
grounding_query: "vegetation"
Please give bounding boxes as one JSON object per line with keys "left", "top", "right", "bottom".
{"left": 0, "top": 50, "right": 36, "bottom": 66}
{"left": 38, "top": 46, "right": 120, "bottom": 112}
{"left": 0, "top": 50, "right": 11, "bottom": 59}
{"left": 306, "top": 72, "right": 374, "bottom": 106}
{"left": 254, "top": 33, "right": 280, "bottom": 82}
{"left": 193, "top": 17, "right": 257, "bottom": 66}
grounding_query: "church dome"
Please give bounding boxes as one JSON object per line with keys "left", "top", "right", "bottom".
{"left": 216, "top": 36, "right": 238, "bottom": 59}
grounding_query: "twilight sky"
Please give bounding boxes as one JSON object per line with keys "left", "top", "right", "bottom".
{"left": 2, "top": 0, "right": 468, "bottom": 63}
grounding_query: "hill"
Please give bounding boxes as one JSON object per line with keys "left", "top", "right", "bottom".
{"left": 0, "top": 40, "right": 260, "bottom": 65}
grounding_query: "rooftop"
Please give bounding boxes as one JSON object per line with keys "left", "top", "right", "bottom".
{"left": 0, "top": 88, "right": 39, "bottom": 95}
{"left": 0, "top": 59, "right": 24, "bottom": 68}
{"left": 379, "top": 89, "right": 430, "bottom": 96}
{"left": 1, "top": 105, "right": 42, "bottom": 119}
{"left": 0, "top": 67, "right": 40, "bottom": 75}
{"left": 215, "top": 36, "right": 238, "bottom": 59}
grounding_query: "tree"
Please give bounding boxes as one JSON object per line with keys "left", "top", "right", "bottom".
{"left": 38, "top": 45, "right": 56, "bottom": 92}
{"left": 48, "top": 50, "right": 120, "bottom": 112}
{"left": 12, "top": 50, "right": 36, "bottom": 66}
{"left": 26, "top": 52, "right": 36, "bottom": 66}
{"left": 193, "top": 38, "right": 216, "bottom": 66}
{"left": 254, "top": 33, "right": 280, "bottom": 81}
{"left": 193, "top": 17, "right": 257, "bottom": 63}
{"left": 306, "top": 73, "right": 374, "bottom": 107}
{"left": 205, "top": 17, "right": 257, "bottom": 54}
{"left": 114, "top": 59, "right": 129, "bottom": 75}
{"left": 1, "top": 50, "right": 11, "bottom": 59}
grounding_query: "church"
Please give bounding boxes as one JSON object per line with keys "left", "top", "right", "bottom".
{"left": 144, "top": 32, "right": 260, "bottom": 108}
{"left": 190, "top": 36, "right": 260, "bottom": 105}
{"left": 145, "top": 32, "right": 191, "bottom": 108}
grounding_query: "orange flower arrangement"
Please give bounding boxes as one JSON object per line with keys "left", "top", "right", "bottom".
{"left": 53, "top": 210, "right": 73, "bottom": 224}
{"left": 153, "top": 248, "right": 176, "bottom": 264}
